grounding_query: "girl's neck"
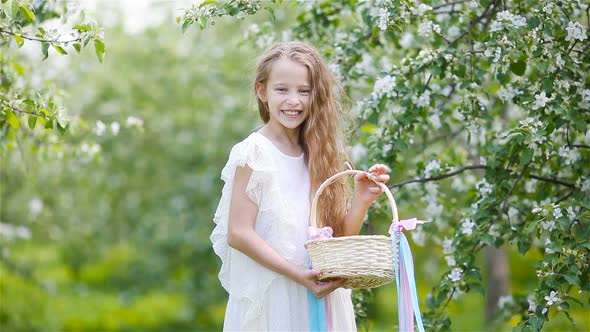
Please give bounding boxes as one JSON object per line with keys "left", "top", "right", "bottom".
{"left": 258, "top": 123, "right": 301, "bottom": 147}
{"left": 258, "top": 124, "right": 303, "bottom": 153}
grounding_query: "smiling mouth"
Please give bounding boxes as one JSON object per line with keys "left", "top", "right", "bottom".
{"left": 282, "top": 110, "right": 303, "bottom": 117}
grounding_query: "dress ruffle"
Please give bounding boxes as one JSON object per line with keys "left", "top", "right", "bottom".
{"left": 211, "top": 133, "right": 299, "bottom": 328}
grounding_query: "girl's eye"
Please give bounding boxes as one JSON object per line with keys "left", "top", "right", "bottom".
{"left": 300, "top": 90, "right": 310, "bottom": 95}
{"left": 276, "top": 88, "right": 287, "bottom": 92}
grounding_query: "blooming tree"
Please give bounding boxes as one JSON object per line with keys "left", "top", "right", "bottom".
{"left": 181, "top": 0, "right": 589, "bottom": 330}
{"left": 0, "top": 1, "right": 104, "bottom": 149}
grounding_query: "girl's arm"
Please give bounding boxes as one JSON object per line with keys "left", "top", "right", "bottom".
{"left": 340, "top": 164, "right": 390, "bottom": 236}
{"left": 227, "top": 165, "right": 343, "bottom": 298}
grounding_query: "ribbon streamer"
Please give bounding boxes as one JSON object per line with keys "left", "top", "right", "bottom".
{"left": 308, "top": 226, "right": 333, "bottom": 331}
{"left": 392, "top": 223, "right": 426, "bottom": 332}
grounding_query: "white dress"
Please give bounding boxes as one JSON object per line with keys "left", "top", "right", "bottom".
{"left": 211, "top": 132, "right": 357, "bottom": 331}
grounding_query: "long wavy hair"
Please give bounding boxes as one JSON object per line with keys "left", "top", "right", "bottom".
{"left": 253, "top": 41, "right": 351, "bottom": 235}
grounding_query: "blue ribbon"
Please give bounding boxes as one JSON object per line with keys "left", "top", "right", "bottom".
{"left": 393, "top": 230, "right": 425, "bottom": 332}
{"left": 307, "top": 289, "right": 328, "bottom": 331}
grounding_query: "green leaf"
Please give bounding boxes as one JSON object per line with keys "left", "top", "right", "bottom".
{"left": 13, "top": 34, "right": 24, "bottom": 47}
{"left": 510, "top": 60, "right": 527, "bottom": 76}
{"left": 521, "top": 148, "right": 533, "bottom": 164}
{"left": 481, "top": 234, "right": 495, "bottom": 246}
{"left": 563, "top": 273, "right": 581, "bottom": 286}
{"left": 73, "top": 43, "right": 81, "bottom": 53}
{"left": 265, "top": 6, "right": 275, "bottom": 21}
{"left": 73, "top": 24, "right": 90, "bottom": 31}
{"left": 6, "top": 109, "right": 20, "bottom": 129}
{"left": 41, "top": 42, "right": 49, "bottom": 60}
{"left": 530, "top": 316, "right": 544, "bottom": 331}
{"left": 181, "top": 19, "right": 192, "bottom": 33}
{"left": 28, "top": 114, "right": 37, "bottom": 129}
{"left": 496, "top": 72, "right": 509, "bottom": 84}
{"left": 6, "top": 0, "right": 19, "bottom": 19}
{"left": 19, "top": 5, "right": 35, "bottom": 21}
{"left": 37, "top": 26, "right": 46, "bottom": 35}
{"left": 94, "top": 39, "right": 105, "bottom": 63}
{"left": 52, "top": 44, "right": 68, "bottom": 55}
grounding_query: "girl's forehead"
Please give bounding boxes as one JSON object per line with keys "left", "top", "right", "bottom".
{"left": 268, "top": 57, "right": 309, "bottom": 84}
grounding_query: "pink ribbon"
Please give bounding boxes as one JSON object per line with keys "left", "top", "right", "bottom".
{"left": 389, "top": 218, "right": 428, "bottom": 233}
{"left": 308, "top": 226, "right": 333, "bottom": 240}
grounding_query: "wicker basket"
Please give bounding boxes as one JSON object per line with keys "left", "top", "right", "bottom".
{"left": 305, "top": 169, "right": 400, "bottom": 289}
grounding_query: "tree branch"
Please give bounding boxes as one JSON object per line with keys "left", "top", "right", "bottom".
{"left": 448, "top": 0, "right": 498, "bottom": 48}
{"left": 529, "top": 175, "right": 576, "bottom": 188}
{"left": 389, "top": 165, "right": 488, "bottom": 189}
{"left": 0, "top": 29, "right": 82, "bottom": 44}
{"left": 433, "top": 0, "right": 470, "bottom": 10}
{"left": 570, "top": 144, "right": 590, "bottom": 150}
{"left": 499, "top": 163, "right": 529, "bottom": 210}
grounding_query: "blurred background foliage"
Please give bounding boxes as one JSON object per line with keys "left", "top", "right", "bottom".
{"left": 0, "top": 1, "right": 588, "bottom": 331}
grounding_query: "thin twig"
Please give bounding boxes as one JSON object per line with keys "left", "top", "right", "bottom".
{"left": 529, "top": 175, "right": 576, "bottom": 188}
{"left": 389, "top": 165, "right": 488, "bottom": 189}
{"left": 571, "top": 144, "right": 590, "bottom": 150}
{"left": 499, "top": 163, "right": 529, "bottom": 210}
{"left": 557, "top": 190, "right": 575, "bottom": 204}
{"left": 448, "top": 0, "right": 498, "bottom": 48}
{"left": 432, "top": 0, "right": 470, "bottom": 10}
{"left": 0, "top": 29, "right": 82, "bottom": 44}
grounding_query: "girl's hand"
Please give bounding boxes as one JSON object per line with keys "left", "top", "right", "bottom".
{"left": 353, "top": 163, "right": 391, "bottom": 204}
{"left": 300, "top": 270, "right": 344, "bottom": 298}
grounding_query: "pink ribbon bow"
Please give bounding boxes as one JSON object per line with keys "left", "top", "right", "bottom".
{"left": 308, "top": 226, "right": 334, "bottom": 240}
{"left": 389, "top": 218, "right": 429, "bottom": 234}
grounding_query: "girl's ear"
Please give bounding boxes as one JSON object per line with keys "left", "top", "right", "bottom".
{"left": 255, "top": 82, "right": 267, "bottom": 102}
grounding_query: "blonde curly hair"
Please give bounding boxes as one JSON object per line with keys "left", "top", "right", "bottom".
{"left": 254, "top": 41, "right": 351, "bottom": 235}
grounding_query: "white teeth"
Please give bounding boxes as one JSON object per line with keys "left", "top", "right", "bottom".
{"left": 283, "top": 111, "right": 300, "bottom": 116}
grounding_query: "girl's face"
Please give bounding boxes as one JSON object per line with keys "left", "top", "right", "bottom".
{"left": 258, "top": 57, "right": 311, "bottom": 132}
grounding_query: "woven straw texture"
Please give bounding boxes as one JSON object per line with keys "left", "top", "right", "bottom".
{"left": 305, "top": 170, "right": 398, "bottom": 289}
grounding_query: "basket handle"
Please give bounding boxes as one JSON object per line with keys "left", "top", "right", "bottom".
{"left": 309, "top": 170, "right": 399, "bottom": 229}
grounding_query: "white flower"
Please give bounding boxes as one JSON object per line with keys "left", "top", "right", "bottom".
{"left": 525, "top": 180, "right": 536, "bottom": 193}
{"left": 542, "top": 307, "right": 548, "bottom": 314}
{"left": 498, "top": 85, "right": 516, "bottom": 102}
{"left": 490, "top": 10, "right": 527, "bottom": 32}
{"left": 95, "top": 120, "right": 107, "bottom": 136}
{"left": 418, "top": 20, "right": 440, "bottom": 37}
{"left": 545, "top": 291, "right": 559, "bottom": 306}
{"left": 540, "top": 219, "right": 556, "bottom": 232}
{"left": 498, "top": 295, "right": 513, "bottom": 309}
{"left": 580, "top": 89, "right": 590, "bottom": 109}
{"left": 28, "top": 198, "right": 43, "bottom": 217}
{"left": 445, "top": 255, "right": 456, "bottom": 267}
{"left": 558, "top": 146, "right": 580, "bottom": 165}
{"left": 377, "top": 7, "right": 390, "bottom": 31}
{"left": 399, "top": 32, "right": 414, "bottom": 49}
{"left": 555, "top": 54, "right": 565, "bottom": 68}
{"left": 476, "top": 178, "right": 493, "bottom": 196}
{"left": 126, "top": 116, "right": 144, "bottom": 127}
{"left": 532, "top": 91, "right": 552, "bottom": 110}
{"left": 414, "top": 3, "right": 432, "bottom": 16}
{"left": 528, "top": 295, "right": 537, "bottom": 312}
{"left": 566, "top": 206, "right": 576, "bottom": 221}
{"left": 565, "top": 21, "right": 587, "bottom": 42}
{"left": 424, "top": 160, "right": 441, "bottom": 177}
{"left": 552, "top": 206, "right": 563, "bottom": 219}
{"left": 461, "top": 218, "right": 476, "bottom": 235}
{"left": 372, "top": 75, "right": 397, "bottom": 99}
{"left": 545, "top": 238, "right": 554, "bottom": 254}
{"left": 429, "top": 112, "right": 441, "bottom": 128}
{"left": 414, "top": 90, "right": 431, "bottom": 107}
{"left": 328, "top": 63, "right": 343, "bottom": 81}
{"left": 382, "top": 143, "right": 393, "bottom": 156}
{"left": 532, "top": 206, "right": 542, "bottom": 214}
{"left": 442, "top": 237, "right": 453, "bottom": 254}
{"left": 448, "top": 268, "right": 463, "bottom": 282}
{"left": 508, "top": 207, "right": 518, "bottom": 219}
{"left": 577, "top": 177, "right": 590, "bottom": 193}
{"left": 447, "top": 26, "right": 460, "bottom": 38}
{"left": 110, "top": 122, "right": 120, "bottom": 135}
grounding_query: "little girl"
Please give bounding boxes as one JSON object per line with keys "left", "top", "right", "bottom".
{"left": 211, "top": 41, "right": 390, "bottom": 331}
